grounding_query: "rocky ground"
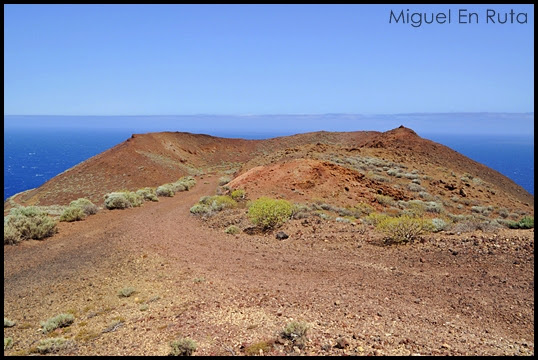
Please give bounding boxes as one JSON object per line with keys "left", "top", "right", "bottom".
{"left": 3, "top": 176, "right": 534, "bottom": 356}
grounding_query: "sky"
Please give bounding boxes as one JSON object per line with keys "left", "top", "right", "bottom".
{"left": 3, "top": 4, "right": 534, "bottom": 117}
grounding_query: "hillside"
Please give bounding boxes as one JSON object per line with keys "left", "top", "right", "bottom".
{"left": 4, "top": 127, "right": 534, "bottom": 356}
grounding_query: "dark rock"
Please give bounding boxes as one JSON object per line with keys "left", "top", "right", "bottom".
{"left": 459, "top": 188, "right": 467, "bottom": 197}
{"left": 276, "top": 231, "right": 289, "bottom": 240}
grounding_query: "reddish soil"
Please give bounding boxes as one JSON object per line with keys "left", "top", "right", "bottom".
{"left": 3, "top": 175, "right": 534, "bottom": 356}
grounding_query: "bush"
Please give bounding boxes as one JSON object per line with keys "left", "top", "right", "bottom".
{"left": 375, "top": 194, "right": 394, "bottom": 206}
{"left": 431, "top": 218, "right": 449, "bottom": 232}
{"left": 291, "top": 203, "right": 312, "bottom": 219}
{"left": 60, "top": 206, "right": 87, "bottom": 222}
{"left": 104, "top": 191, "right": 143, "bottom": 209}
{"left": 282, "top": 321, "right": 309, "bottom": 346}
{"left": 218, "top": 176, "right": 232, "bottom": 186}
{"left": 4, "top": 223, "right": 21, "bottom": 245}
{"left": 376, "top": 215, "right": 432, "bottom": 244}
{"left": 363, "top": 212, "right": 390, "bottom": 226}
{"left": 136, "top": 187, "right": 158, "bottom": 202}
{"left": 248, "top": 197, "right": 292, "bottom": 229}
{"left": 41, "top": 313, "right": 75, "bottom": 334}
{"left": 4, "top": 206, "right": 57, "bottom": 243}
{"left": 230, "top": 189, "right": 246, "bottom": 201}
{"left": 353, "top": 202, "right": 375, "bottom": 217}
{"left": 224, "top": 225, "right": 241, "bottom": 235}
{"left": 425, "top": 201, "right": 443, "bottom": 214}
{"left": 117, "top": 287, "right": 136, "bottom": 298}
{"left": 170, "top": 338, "right": 197, "bottom": 356}
{"left": 156, "top": 184, "right": 175, "bottom": 197}
{"left": 407, "top": 183, "right": 425, "bottom": 192}
{"left": 69, "top": 198, "right": 98, "bottom": 215}
{"left": 209, "top": 196, "right": 237, "bottom": 211}
{"left": 34, "top": 337, "right": 68, "bottom": 354}
{"left": 4, "top": 337, "right": 13, "bottom": 350}
{"left": 190, "top": 204, "right": 212, "bottom": 216}
{"left": 508, "top": 216, "right": 534, "bottom": 229}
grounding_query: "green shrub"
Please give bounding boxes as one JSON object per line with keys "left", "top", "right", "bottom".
{"left": 431, "top": 218, "right": 449, "bottom": 232}
{"left": 34, "top": 337, "right": 68, "bottom": 354}
{"left": 190, "top": 204, "right": 212, "bottom": 216}
{"left": 4, "top": 206, "right": 57, "bottom": 243}
{"left": 247, "top": 197, "right": 292, "bottom": 229}
{"left": 231, "top": 189, "right": 246, "bottom": 201}
{"left": 156, "top": 184, "right": 175, "bottom": 197}
{"left": 282, "top": 321, "right": 309, "bottom": 345}
{"left": 407, "top": 183, "right": 425, "bottom": 192}
{"left": 175, "top": 176, "right": 196, "bottom": 190}
{"left": 104, "top": 191, "right": 143, "bottom": 209}
{"left": 60, "top": 206, "right": 87, "bottom": 222}
{"left": 352, "top": 202, "right": 375, "bottom": 217}
{"left": 209, "top": 196, "right": 237, "bottom": 211}
{"left": 508, "top": 216, "right": 534, "bottom": 229}
{"left": 363, "top": 212, "right": 390, "bottom": 226}
{"left": 425, "top": 201, "right": 443, "bottom": 214}
{"left": 136, "top": 187, "right": 159, "bottom": 202}
{"left": 41, "top": 313, "right": 75, "bottom": 334}
{"left": 375, "top": 194, "right": 394, "bottom": 206}
{"left": 117, "top": 287, "right": 136, "bottom": 298}
{"left": 224, "top": 225, "right": 240, "bottom": 234}
{"left": 376, "top": 215, "right": 432, "bottom": 244}
{"left": 69, "top": 198, "right": 98, "bottom": 215}
{"left": 170, "top": 338, "right": 197, "bottom": 356}
{"left": 218, "top": 176, "right": 232, "bottom": 186}
{"left": 4, "top": 318, "right": 16, "bottom": 327}
{"left": 4, "top": 337, "right": 13, "bottom": 350}
{"left": 3, "top": 223, "right": 21, "bottom": 245}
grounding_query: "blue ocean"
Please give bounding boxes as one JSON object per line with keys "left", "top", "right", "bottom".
{"left": 3, "top": 127, "right": 534, "bottom": 201}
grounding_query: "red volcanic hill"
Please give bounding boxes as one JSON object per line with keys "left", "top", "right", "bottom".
{"left": 6, "top": 127, "right": 534, "bottom": 217}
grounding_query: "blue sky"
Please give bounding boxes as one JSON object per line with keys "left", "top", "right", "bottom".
{"left": 4, "top": 4, "right": 534, "bottom": 117}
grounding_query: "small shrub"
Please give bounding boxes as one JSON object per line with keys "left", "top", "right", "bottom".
{"left": 376, "top": 215, "right": 432, "bottom": 244}
{"left": 375, "top": 194, "right": 394, "bottom": 206}
{"left": 425, "top": 201, "right": 443, "bottom": 214}
{"left": 104, "top": 191, "right": 142, "bottom": 209}
{"left": 497, "top": 207, "right": 509, "bottom": 218}
{"left": 4, "top": 318, "right": 16, "bottom": 327}
{"left": 248, "top": 197, "right": 293, "bottom": 229}
{"left": 117, "top": 287, "right": 136, "bottom": 298}
{"left": 209, "top": 196, "right": 237, "bottom": 211}
{"left": 364, "top": 212, "right": 390, "bottom": 226}
{"left": 34, "top": 337, "right": 68, "bottom": 354}
{"left": 190, "top": 204, "right": 212, "bottom": 216}
{"left": 136, "top": 187, "right": 158, "bottom": 202}
{"left": 4, "top": 337, "right": 13, "bottom": 350}
{"left": 4, "top": 206, "right": 57, "bottom": 243}
{"left": 170, "top": 338, "right": 197, "bottom": 356}
{"left": 224, "top": 225, "right": 240, "bottom": 234}
{"left": 508, "top": 216, "right": 534, "bottom": 229}
{"left": 41, "top": 313, "right": 75, "bottom": 333}
{"left": 3, "top": 223, "right": 21, "bottom": 245}
{"left": 230, "top": 189, "right": 246, "bottom": 201}
{"left": 471, "top": 206, "right": 491, "bottom": 215}
{"left": 431, "top": 218, "right": 449, "bottom": 232}
{"left": 403, "top": 172, "right": 419, "bottom": 180}
{"left": 282, "top": 321, "right": 309, "bottom": 346}
{"left": 353, "top": 202, "right": 374, "bottom": 217}
{"left": 218, "top": 176, "right": 232, "bottom": 186}
{"left": 407, "top": 183, "right": 425, "bottom": 192}
{"left": 60, "top": 206, "right": 87, "bottom": 222}
{"left": 335, "top": 217, "right": 352, "bottom": 224}
{"left": 156, "top": 184, "right": 175, "bottom": 197}
{"left": 69, "top": 198, "right": 98, "bottom": 215}
{"left": 291, "top": 203, "right": 311, "bottom": 219}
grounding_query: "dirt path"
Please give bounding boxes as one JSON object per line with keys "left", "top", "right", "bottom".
{"left": 4, "top": 176, "right": 534, "bottom": 355}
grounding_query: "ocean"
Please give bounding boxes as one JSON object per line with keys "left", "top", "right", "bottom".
{"left": 3, "top": 128, "right": 534, "bottom": 201}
